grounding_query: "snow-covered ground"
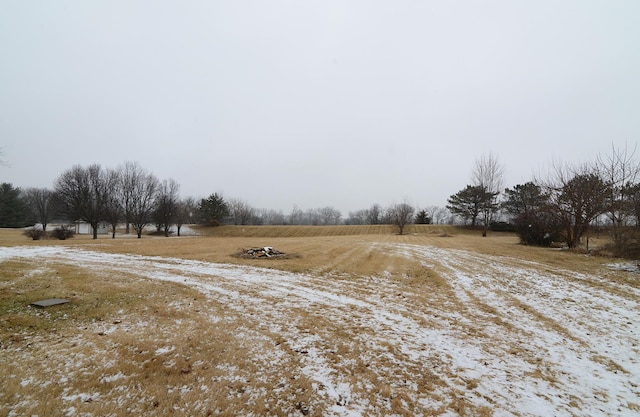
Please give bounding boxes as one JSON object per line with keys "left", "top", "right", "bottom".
{"left": 1, "top": 244, "right": 639, "bottom": 416}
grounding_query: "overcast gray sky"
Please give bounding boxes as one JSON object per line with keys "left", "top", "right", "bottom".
{"left": 1, "top": 1, "right": 639, "bottom": 214}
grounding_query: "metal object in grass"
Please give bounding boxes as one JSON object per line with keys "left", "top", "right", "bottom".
{"left": 30, "top": 298, "right": 70, "bottom": 308}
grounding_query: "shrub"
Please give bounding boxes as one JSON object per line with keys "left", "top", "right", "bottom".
{"left": 490, "top": 221, "right": 516, "bottom": 232}
{"left": 51, "top": 226, "right": 75, "bottom": 240}
{"left": 24, "top": 227, "right": 46, "bottom": 240}
{"left": 605, "top": 227, "right": 640, "bottom": 260}
{"left": 512, "top": 213, "right": 562, "bottom": 247}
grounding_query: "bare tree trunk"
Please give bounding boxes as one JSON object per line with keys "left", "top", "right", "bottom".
{"left": 473, "top": 153, "right": 504, "bottom": 237}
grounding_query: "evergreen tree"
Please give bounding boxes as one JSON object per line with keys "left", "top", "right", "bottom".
{"left": 503, "top": 182, "right": 560, "bottom": 246}
{"left": 197, "top": 193, "right": 229, "bottom": 226}
{"left": 0, "top": 183, "right": 32, "bottom": 227}
{"left": 414, "top": 209, "right": 432, "bottom": 224}
{"left": 446, "top": 185, "right": 488, "bottom": 227}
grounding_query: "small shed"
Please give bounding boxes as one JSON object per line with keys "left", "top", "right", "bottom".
{"left": 75, "top": 221, "right": 108, "bottom": 235}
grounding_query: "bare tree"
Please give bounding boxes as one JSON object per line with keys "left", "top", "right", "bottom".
{"left": 366, "top": 204, "right": 382, "bottom": 225}
{"left": 346, "top": 209, "right": 368, "bottom": 225}
{"left": 597, "top": 144, "right": 640, "bottom": 250}
{"left": 154, "top": 179, "right": 180, "bottom": 236}
{"left": 256, "top": 208, "right": 286, "bottom": 225}
{"left": 472, "top": 153, "right": 504, "bottom": 236}
{"left": 628, "top": 184, "right": 640, "bottom": 227}
{"left": 306, "top": 208, "right": 321, "bottom": 225}
{"left": 120, "top": 161, "right": 145, "bottom": 234}
{"left": 541, "top": 163, "right": 608, "bottom": 248}
{"left": 289, "top": 206, "right": 343, "bottom": 225}
{"left": 129, "top": 171, "right": 159, "bottom": 238}
{"left": 103, "top": 168, "right": 123, "bottom": 238}
{"left": 54, "top": 164, "right": 111, "bottom": 239}
{"left": 228, "top": 198, "right": 255, "bottom": 225}
{"left": 387, "top": 201, "right": 415, "bottom": 235}
{"left": 175, "top": 197, "right": 197, "bottom": 236}
{"left": 23, "top": 187, "right": 53, "bottom": 231}
{"left": 288, "top": 205, "right": 304, "bottom": 225}
{"left": 318, "top": 206, "right": 342, "bottom": 225}
{"left": 426, "top": 206, "right": 450, "bottom": 225}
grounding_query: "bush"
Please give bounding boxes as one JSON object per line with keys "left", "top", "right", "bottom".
{"left": 605, "top": 227, "right": 640, "bottom": 259}
{"left": 24, "top": 227, "right": 46, "bottom": 240}
{"left": 490, "top": 221, "right": 516, "bottom": 232}
{"left": 51, "top": 226, "right": 75, "bottom": 240}
{"left": 512, "top": 213, "right": 562, "bottom": 247}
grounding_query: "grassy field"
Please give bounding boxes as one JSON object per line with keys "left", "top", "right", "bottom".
{"left": 1, "top": 226, "right": 638, "bottom": 416}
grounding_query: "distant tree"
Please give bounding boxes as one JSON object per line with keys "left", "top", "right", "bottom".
{"left": 54, "top": 164, "right": 111, "bottom": 239}
{"left": 129, "top": 171, "right": 159, "bottom": 238}
{"left": 120, "top": 161, "right": 146, "bottom": 235}
{"left": 0, "top": 183, "right": 31, "bottom": 227}
{"left": 228, "top": 198, "right": 255, "bottom": 225}
{"left": 175, "top": 197, "right": 197, "bottom": 236}
{"left": 256, "top": 208, "right": 285, "bottom": 225}
{"left": 472, "top": 153, "right": 504, "bottom": 236}
{"left": 414, "top": 209, "right": 432, "bottom": 224}
{"left": 318, "top": 206, "right": 342, "bottom": 225}
{"left": 556, "top": 173, "right": 607, "bottom": 248}
{"left": 597, "top": 144, "right": 640, "bottom": 253}
{"left": 288, "top": 205, "right": 304, "bottom": 225}
{"left": 366, "top": 204, "right": 382, "bottom": 225}
{"left": 478, "top": 187, "right": 499, "bottom": 236}
{"left": 22, "top": 187, "right": 53, "bottom": 231}
{"left": 628, "top": 183, "right": 640, "bottom": 227}
{"left": 154, "top": 179, "right": 180, "bottom": 237}
{"left": 426, "top": 206, "right": 450, "bottom": 225}
{"left": 270, "top": 209, "right": 286, "bottom": 225}
{"left": 503, "top": 182, "right": 560, "bottom": 246}
{"left": 103, "top": 169, "right": 123, "bottom": 238}
{"left": 197, "top": 193, "right": 229, "bottom": 226}
{"left": 447, "top": 185, "right": 487, "bottom": 227}
{"left": 387, "top": 202, "right": 415, "bottom": 235}
{"left": 291, "top": 206, "right": 342, "bottom": 225}
{"left": 502, "top": 182, "right": 543, "bottom": 218}
{"left": 306, "top": 208, "right": 321, "bottom": 225}
{"left": 346, "top": 209, "right": 368, "bottom": 225}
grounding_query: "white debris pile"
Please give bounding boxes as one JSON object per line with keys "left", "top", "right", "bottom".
{"left": 237, "top": 246, "right": 288, "bottom": 259}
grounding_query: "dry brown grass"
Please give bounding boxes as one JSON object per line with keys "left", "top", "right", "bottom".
{"left": 1, "top": 225, "right": 637, "bottom": 416}
{"left": 0, "top": 254, "right": 319, "bottom": 416}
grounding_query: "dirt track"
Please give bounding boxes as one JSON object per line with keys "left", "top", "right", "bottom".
{"left": 1, "top": 242, "right": 639, "bottom": 416}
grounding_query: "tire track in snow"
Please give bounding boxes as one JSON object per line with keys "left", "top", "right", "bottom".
{"left": 390, "top": 243, "right": 640, "bottom": 416}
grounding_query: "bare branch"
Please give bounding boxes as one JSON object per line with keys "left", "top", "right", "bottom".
{"left": 472, "top": 153, "right": 504, "bottom": 194}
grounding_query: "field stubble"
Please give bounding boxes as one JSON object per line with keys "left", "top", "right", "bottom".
{"left": 0, "top": 226, "right": 638, "bottom": 416}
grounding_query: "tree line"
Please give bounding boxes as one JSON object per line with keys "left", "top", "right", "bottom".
{"left": 0, "top": 161, "right": 436, "bottom": 238}
{"left": 11, "top": 162, "right": 194, "bottom": 239}
{"left": 2, "top": 145, "right": 639, "bottom": 254}
{"left": 446, "top": 146, "right": 640, "bottom": 256}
